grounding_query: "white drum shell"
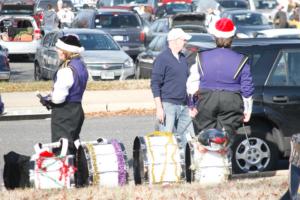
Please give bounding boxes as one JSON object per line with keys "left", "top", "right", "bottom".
{"left": 30, "top": 155, "right": 75, "bottom": 189}
{"left": 78, "top": 140, "right": 128, "bottom": 187}
{"left": 133, "top": 134, "right": 185, "bottom": 185}
{"left": 187, "top": 141, "right": 230, "bottom": 185}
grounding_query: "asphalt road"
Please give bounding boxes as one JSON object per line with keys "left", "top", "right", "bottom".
{"left": 8, "top": 56, "right": 34, "bottom": 82}
{"left": 0, "top": 115, "right": 156, "bottom": 186}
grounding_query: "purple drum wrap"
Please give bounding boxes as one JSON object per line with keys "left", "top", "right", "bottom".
{"left": 110, "top": 139, "right": 127, "bottom": 185}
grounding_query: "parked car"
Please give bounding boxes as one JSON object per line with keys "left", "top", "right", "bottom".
{"left": 246, "top": 0, "right": 278, "bottom": 22}
{"left": 0, "top": 45, "right": 10, "bottom": 81}
{"left": 220, "top": 9, "right": 273, "bottom": 37}
{"left": 185, "top": 37, "right": 300, "bottom": 174}
{"left": 34, "top": 28, "right": 135, "bottom": 81}
{"left": 253, "top": 28, "right": 300, "bottom": 38}
{"left": 155, "top": 2, "right": 193, "bottom": 18}
{"left": 195, "top": 0, "right": 249, "bottom": 12}
{"left": 96, "top": 0, "right": 129, "bottom": 7}
{"left": 135, "top": 32, "right": 214, "bottom": 79}
{"left": 72, "top": 8, "right": 146, "bottom": 59}
{"left": 0, "top": 94, "right": 4, "bottom": 114}
{"left": 147, "top": 12, "right": 206, "bottom": 44}
{"left": 0, "top": 3, "right": 42, "bottom": 58}
{"left": 217, "top": 0, "right": 250, "bottom": 11}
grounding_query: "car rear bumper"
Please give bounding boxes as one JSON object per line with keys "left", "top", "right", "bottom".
{"left": 0, "top": 40, "right": 40, "bottom": 55}
{"left": 0, "top": 72, "right": 10, "bottom": 80}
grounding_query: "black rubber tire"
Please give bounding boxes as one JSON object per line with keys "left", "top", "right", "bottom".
{"left": 231, "top": 134, "right": 279, "bottom": 174}
{"left": 34, "top": 62, "right": 42, "bottom": 81}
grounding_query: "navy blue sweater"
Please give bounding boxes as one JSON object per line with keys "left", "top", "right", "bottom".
{"left": 151, "top": 47, "right": 189, "bottom": 105}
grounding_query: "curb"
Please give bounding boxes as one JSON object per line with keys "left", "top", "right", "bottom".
{"left": 0, "top": 113, "right": 50, "bottom": 121}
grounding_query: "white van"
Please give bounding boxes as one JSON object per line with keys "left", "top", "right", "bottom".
{"left": 0, "top": 4, "right": 41, "bottom": 58}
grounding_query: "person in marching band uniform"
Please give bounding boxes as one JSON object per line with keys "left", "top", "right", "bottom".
{"left": 40, "top": 34, "right": 88, "bottom": 155}
{"left": 186, "top": 18, "right": 254, "bottom": 145}
{"left": 151, "top": 28, "right": 195, "bottom": 148}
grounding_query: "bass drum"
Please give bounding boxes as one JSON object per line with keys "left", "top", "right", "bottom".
{"left": 133, "top": 132, "right": 185, "bottom": 185}
{"left": 76, "top": 138, "right": 128, "bottom": 187}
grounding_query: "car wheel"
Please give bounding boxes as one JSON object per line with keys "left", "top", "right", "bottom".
{"left": 231, "top": 134, "right": 278, "bottom": 174}
{"left": 135, "top": 63, "right": 141, "bottom": 79}
{"left": 34, "top": 62, "right": 42, "bottom": 81}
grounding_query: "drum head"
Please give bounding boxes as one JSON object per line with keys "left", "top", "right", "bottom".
{"left": 133, "top": 137, "right": 147, "bottom": 185}
{"left": 75, "top": 146, "right": 89, "bottom": 187}
{"left": 185, "top": 143, "right": 195, "bottom": 183}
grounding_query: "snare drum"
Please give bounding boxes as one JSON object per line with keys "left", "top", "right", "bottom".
{"left": 29, "top": 138, "right": 76, "bottom": 189}
{"left": 76, "top": 138, "right": 128, "bottom": 187}
{"left": 133, "top": 132, "right": 185, "bottom": 185}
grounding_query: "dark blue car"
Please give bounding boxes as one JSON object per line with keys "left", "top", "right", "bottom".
{"left": 0, "top": 94, "right": 4, "bottom": 114}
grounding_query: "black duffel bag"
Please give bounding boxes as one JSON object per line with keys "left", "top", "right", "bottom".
{"left": 3, "top": 151, "right": 31, "bottom": 189}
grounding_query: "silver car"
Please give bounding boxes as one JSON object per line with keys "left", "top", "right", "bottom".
{"left": 34, "top": 29, "right": 135, "bottom": 81}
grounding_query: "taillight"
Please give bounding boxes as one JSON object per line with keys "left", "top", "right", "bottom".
{"left": 34, "top": 29, "right": 41, "bottom": 40}
{"left": 39, "top": 12, "right": 44, "bottom": 22}
{"left": 140, "top": 31, "right": 145, "bottom": 42}
{"left": 187, "top": 47, "right": 198, "bottom": 52}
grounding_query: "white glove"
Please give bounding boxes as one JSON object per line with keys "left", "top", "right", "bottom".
{"left": 186, "top": 62, "right": 200, "bottom": 95}
{"left": 242, "top": 96, "right": 253, "bottom": 123}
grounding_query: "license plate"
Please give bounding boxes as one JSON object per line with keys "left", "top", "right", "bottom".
{"left": 113, "top": 36, "right": 123, "bottom": 41}
{"left": 101, "top": 71, "right": 114, "bottom": 79}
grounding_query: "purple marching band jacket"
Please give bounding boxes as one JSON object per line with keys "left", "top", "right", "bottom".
{"left": 186, "top": 48, "right": 254, "bottom": 114}
{"left": 54, "top": 57, "right": 89, "bottom": 103}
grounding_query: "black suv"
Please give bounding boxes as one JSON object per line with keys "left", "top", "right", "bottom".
{"left": 72, "top": 8, "right": 146, "bottom": 59}
{"left": 185, "top": 38, "right": 300, "bottom": 174}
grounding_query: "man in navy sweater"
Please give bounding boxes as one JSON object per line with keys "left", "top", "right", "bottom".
{"left": 151, "top": 28, "right": 195, "bottom": 148}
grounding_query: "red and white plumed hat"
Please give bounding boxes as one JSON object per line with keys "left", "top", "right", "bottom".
{"left": 209, "top": 18, "right": 236, "bottom": 38}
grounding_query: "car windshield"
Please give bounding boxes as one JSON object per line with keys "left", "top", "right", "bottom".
{"left": 95, "top": 14, "right": 140, "bottom": 28}
{"left": 77, "top": 33, "right": 120, "bottom": 50}
{"left": 232, "top": 13, "right": 269, "bottom": 26}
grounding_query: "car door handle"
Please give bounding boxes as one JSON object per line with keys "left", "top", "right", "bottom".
{"left": 273, "top": 96, "right": 288, "bottom": 103}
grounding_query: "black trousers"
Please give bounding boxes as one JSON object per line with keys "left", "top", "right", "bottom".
{"left": 193, "top": 90, "right": 244, "bottom": 144}
{"left": 51, "top": 102, "right": 84, "bottom": 155}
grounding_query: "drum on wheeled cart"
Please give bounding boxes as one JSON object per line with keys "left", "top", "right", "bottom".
{"left": 185, "top": 128, "right": 231, "bottom": 185}
{"left": 76, "top": 138, "right": 128, "bottom": 187}
{"left": 133, "top": 132, "right": 186, "bottom": 185}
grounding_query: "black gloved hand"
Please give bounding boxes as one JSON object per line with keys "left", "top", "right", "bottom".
{"left": 37, "top": 93, "right": 52, "bottom": 110}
